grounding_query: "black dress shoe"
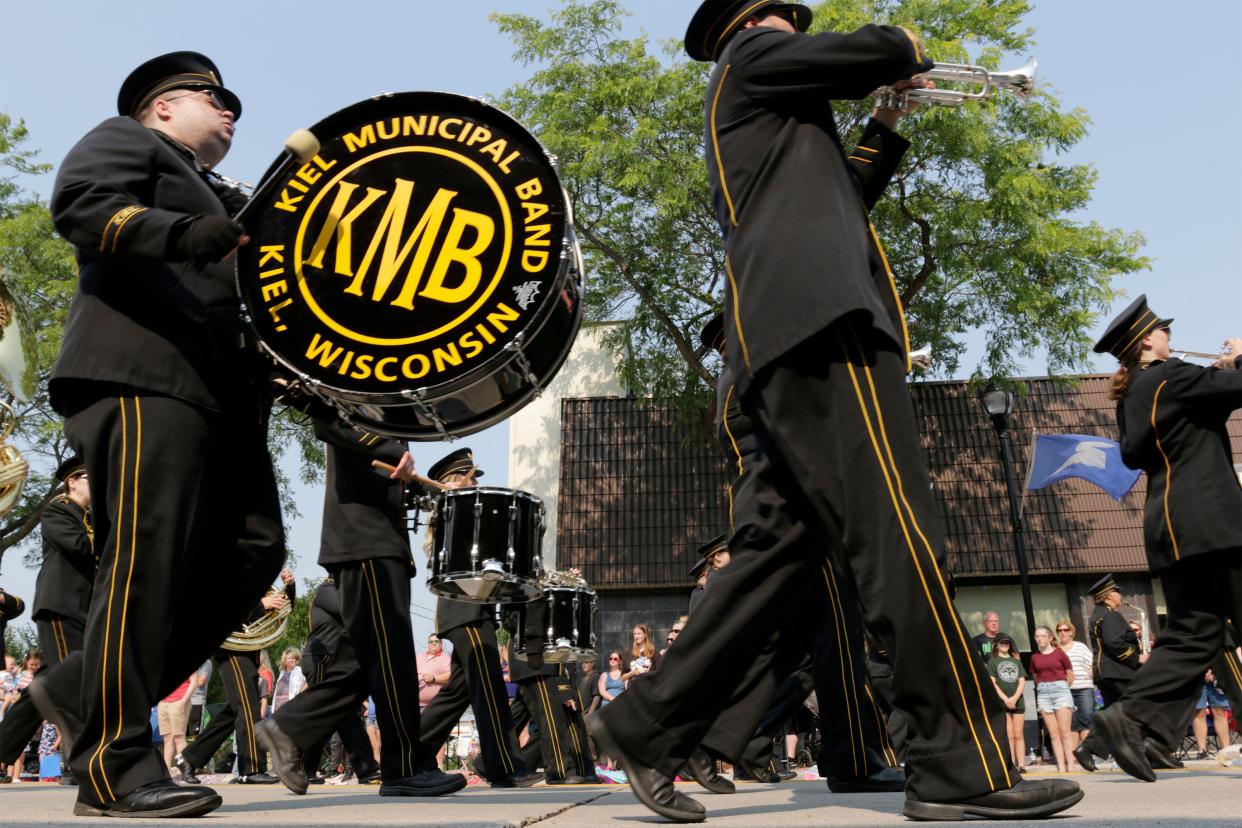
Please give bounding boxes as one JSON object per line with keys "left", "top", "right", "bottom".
{"left": 73, "top": 779, "right": 222, "bottom": 818}
{"left": 173, "top": 752, "right": 202, "bottom": 785}
{"left": 682, "top": 748, "right": 735, "bottom": 794}
{"left": 379, "top": 768, "right": 467, "bottom": 797}
{"left": 307, "top": 775, "right": 327, "bottom": 785}
{"left": 1072, "top": 743, "right": 1098, "bottom": 772}
{"left": 546, "top": 774, "right": 588, "bottom": 785}
{"left": 256, "top": 718, "right": 308, "bottom": 794}
{"left": 828, "top": 765, "right": 906, "bottom": 793}
{"left": 588, "top": 711, "right": 705, "bottom": 823}
{"left": 737, "top": 758, "right": 781, "bottom": 783}
{"left": 776, "top": 768, "right": 796, "bottom": 781}
{"left": 237, "top": 771, "right": 279, "bottom": 784}
{"left": 903, "top": 778, "right": 1083, "bottom": 821}
{"left": 59, "top": 772, "right": 79, "bottom": 786}
{"left": 1144, "top": 738, "right": 1184, "bottom": 769}
{"left": 356, "top": 767, "right": 383, "bottom": 785}
{"left": 1093, "top": 704, "right": 1156, "bottom": 782}
{"left": 491, "top": 770, "right": 543, "bottom": 788}
{"left": 581, "top": 774, "right": 604, "bottom": 784}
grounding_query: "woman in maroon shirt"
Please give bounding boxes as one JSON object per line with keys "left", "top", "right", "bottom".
{"left": 1030, "top": 626, "right": 1077, "bottom": 772}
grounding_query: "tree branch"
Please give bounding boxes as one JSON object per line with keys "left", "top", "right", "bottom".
{"left": 895, "top": 176, "right": 937, "bottom": 305}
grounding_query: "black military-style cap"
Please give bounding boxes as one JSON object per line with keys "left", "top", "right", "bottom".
{"left": 699, "top": 311, "right": 725, "bottom": 353}
{"left": 689, "top": 556, "right": 710, "bottom": 579}
{"left": 427, "top": 448, "right": 483, "bottom": 483}
{"left": 1092, "top": 294, "right": 1173, "bottom": 360}
{"left": 118, "top": 51, "right": 242, "bottom": 120}
{"left": 1089, "top": 573, "right": 1121, "bottom": 601}
{"left": 697, "top": 533, "right": 728, "bottom": 560}
{"left": 685, "top": 0, "right": 813, "bottom": 61}
{"left": 54, "top": 456, "right": 86, "bottom": 484}
{"left": 0, "top": 589, "right": 24, "bottom": 620}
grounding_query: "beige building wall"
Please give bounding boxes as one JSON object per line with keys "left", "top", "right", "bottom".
{"left": 508, "top": 322, "right": 625, "bottom": 570}
{"left": 955, "top": 584, "right": 1072, "bottom": 653}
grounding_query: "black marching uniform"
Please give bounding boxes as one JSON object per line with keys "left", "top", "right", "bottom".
{"left": 42, "top": 62, "right": 285, "bottom": 808}
{"left": 598, "top": 13, "right": 1026, "bottom": 809}
{"left": 419, "top": 597, "right": 530, "bottom": 781}
{"left": 179, "top": 583, "right": 294, "bottom": 779}
{"left": 294, "top": 580, "right": 379, "bottom": 780}
{"left": 0, "top": 486, "right": 96, "bottom": 769}
{"left": 1088, "top": 600, "right": 1141, "bottom": 706}
{"left": 505, "top": 602, "right": 594, "bottom": 782}
{"left": 265, "top": 421, "right": 438, "bottom": 785}
{"left": 1096, "top": 299, "right": 1242, "bottom": 757}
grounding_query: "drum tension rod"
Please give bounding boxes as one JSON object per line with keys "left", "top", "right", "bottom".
{"left": 403, "top": 388, "right": 450, "bottom": 438}
{"left": 504, "top": 334, "right": 540, "bottom": 391}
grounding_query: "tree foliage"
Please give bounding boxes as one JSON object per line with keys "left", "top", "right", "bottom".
{"left": 491, "top": 0, "right": 1147, "bottom": 420}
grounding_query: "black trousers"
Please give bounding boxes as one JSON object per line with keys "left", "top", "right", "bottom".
{"left": 1124, "top": 549, "right": 1242, "bottom": 749}
{"left": 1214, "top": 647, "right": 1242, "bottom": 713}
{"left": 0, "top": 614, "right": 87, "bottom": 765}
{"left": 180, "top": 652, "right": 263, "bottom": 775}
{"left": 418, "top": 620, "right": 527, "bottom": 780}
{"left": 515, "top": 673, "right": 592, "bottom": 780}
{"left": 599, "top": 319, "right": 1016, "bottom": 801}
{"left": 273, "top": 557, "right": 432, "bottom": 781}
{"left": 297, "top": 649, "right": 377, "bottom": 778}
{"left": 38, "top": 395, "right": 284, "bottom": 805}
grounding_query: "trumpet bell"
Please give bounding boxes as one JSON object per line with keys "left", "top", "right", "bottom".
{"left": 909, "top": 344, "right": 933, "bottom": 372}
{"left": 0, "top": 401, "right": 27, "bottom": 518}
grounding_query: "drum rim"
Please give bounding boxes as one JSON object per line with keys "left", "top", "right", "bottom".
{"left": 237, "top": 90, "right": 580, "bottom": 409}
{"left": 434, "top": 485, "right": 545, "bottom": 506}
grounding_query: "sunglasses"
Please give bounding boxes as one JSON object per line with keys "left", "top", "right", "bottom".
{"left": 165, "top": 89, "right": 228, "bottom": 112}
{"left": 1056, "top": 628, "right": 1070, "bottom": 632}
{"left": 609, "top": 656, "right": 620, "bottom": 661}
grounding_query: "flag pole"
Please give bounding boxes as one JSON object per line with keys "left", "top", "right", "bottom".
{"left": 1018, "top": 427, "right": 1037, "bottom": 521}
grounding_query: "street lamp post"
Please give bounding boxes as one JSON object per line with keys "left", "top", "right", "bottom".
{"left": 978, "top": 383, "right": 1038, "bottom": 653}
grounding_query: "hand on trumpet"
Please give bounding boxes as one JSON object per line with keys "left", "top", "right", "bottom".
{"left": 872, "top": 76, "right": 935, "bottom": 127}
{"left": 1216, "top": 338, "right": 1242, "bottom": 370}
{"left": 261, "top": 592, "right": 289, "bottom": 612}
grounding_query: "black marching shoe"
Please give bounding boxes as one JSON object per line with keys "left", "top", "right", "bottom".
{"left": 491, "top": 770, "right": 544, "bottom": 788}
{"left": 255, "top": 718, "right": 307, "bottom": 794}
{"left": 827, "top": 765, "right": 907, "bottom": 793}
{"left": 356, "top": 767, "right": 384, "bottom": 785}
{"left": 903, "top": 778, "right": 1083, "bottom": 821}
{"left": 237, "top": 771, "right": 279, "bottom": 784}
{"left": 1072, "top": 742, "right": 1098, "bottom": 773}
{"left": 682, "top": 748, "right": 735, "bottom": 794}
{"left": 173, "top": 753, "right": 201, "bottom": 785}
{"left": 588, "top": 711, "right": 705, "bottom": 823}
{"left": 736, "top": 758, "right": 781, "bottom": 783}
{"left": 580, "top": 773, "right": 604, "bottom": 784}
{"left": 379, "top": 768, "right": 467, "bottom": 797}
{"left": 1144, "top": 738, "right": 1184, "bottom": 770}
{"left": 546, "top": 774, "right": 588, "bottom": 785}
{"left": 1093, "top": 703, "right": 1157, "bottom": 782}
{"left": 73, "top": 779, "right": 223, "bottom": 818}
{"left": 59, "top": 771, "right": 79, "bottom": 786}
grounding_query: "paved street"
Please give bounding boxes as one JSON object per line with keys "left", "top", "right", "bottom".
{"left": 0, "top": 767, "right": 1236, "bottom": 826}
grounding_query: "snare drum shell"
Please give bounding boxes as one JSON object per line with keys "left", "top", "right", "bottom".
{"left": 427, "top": 487, "right": 545, "bottom": 603}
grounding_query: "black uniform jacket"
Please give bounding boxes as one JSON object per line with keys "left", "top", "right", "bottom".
{"left": 32, "top": 495, "right": 96, "bottom": 623}
{"left": 1117, "top": 358, "right": 1242, "bottom": 571}
{"left": 49, "top": 116, "right": 256, "bottom": 417}
{"left": 706, "top": 25, "right": 931, "bottom": 392}
{"left": 315, "top": 420, "right": 412, "bottom": 570}
{"left": 1089, "top": 604, "right": 1141, "bottom": 682}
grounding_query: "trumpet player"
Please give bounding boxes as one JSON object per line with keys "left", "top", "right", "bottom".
{"left": 590, "top": 1, "right": 1081, "bottom": 822}
{"left": 1087, "top": 298, "right": 1242, "bottom": 782}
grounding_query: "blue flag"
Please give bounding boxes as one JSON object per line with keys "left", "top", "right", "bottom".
{"left": 1026, "top": 433, "right": 1140, "bottom": 501}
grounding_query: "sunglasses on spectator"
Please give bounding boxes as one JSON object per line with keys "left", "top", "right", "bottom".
{"left": 1056, "top": 627, "right": 1070, "bottom": 632}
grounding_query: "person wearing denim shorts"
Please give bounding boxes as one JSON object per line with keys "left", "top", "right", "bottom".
{"left": 1031, "top": 627, "right": 1077, "bottom": 772}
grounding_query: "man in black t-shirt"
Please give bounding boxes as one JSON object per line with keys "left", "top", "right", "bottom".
{"left": 972, "top": 612, "right": 1007, "bottom": 663}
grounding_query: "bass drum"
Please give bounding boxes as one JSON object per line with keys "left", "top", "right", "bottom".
{"left": 236, "top": 91, "right": 583, "bottom": 440}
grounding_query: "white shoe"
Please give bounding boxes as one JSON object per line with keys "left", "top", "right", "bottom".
{"left": 1216, "top": 745, "right": 1241, "bottom": 767}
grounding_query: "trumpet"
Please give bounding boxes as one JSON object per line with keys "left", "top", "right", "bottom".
{"left": 876, "top": 57, "right": 1037, "bottom": 109}
{"left": 1172, "top": 348, "right": 1230, "bottom": 360}
{"left": 909, "top": 344, "right": 932, "bottom": 372}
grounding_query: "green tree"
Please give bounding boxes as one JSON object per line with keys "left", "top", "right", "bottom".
{"left": 491, "top": 0, "right": 1147, "bottom": 419}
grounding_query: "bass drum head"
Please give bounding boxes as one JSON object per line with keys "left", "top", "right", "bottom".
{"left": 237, "top": 91, "right": 582, "bottom": 440}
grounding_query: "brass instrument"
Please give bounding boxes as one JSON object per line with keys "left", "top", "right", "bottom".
{"left": 1123, "top": 600, "right": 1151, "bottom": 656}
{"left": 1172, "top": 348, "right": 1235, "bottom": 368}
{"left": 877, "top": 57, "right": 1037, "bottom": 109}
{"left": 0, "top": 402, "right": 28, "bottom": 519}
{"left": 221, "top": 586, "right": 292, "bottom": 652}
{"left": 540, "top": 569, "right": 588, "bottom": 589}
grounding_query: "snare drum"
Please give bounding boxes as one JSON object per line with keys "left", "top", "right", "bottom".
{"left": 427, "top": 487, "right": 544, "bottom": 602}
{"left": 236, "top": 91, "right": 583, "bottom": 440}
{"left": 511, "top": 586, "right": 598, "bottom": 664}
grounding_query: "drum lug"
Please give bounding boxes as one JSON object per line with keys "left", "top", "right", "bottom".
{"left": 504, "top": 334, "right": 540, "bottom": 390}
{"left": 470, "top": 494, "right": 483, "bottom": 573}
{"left": 402, "top": 388, "right": 452, "bottom": 440}
{"left": 572, "top": 593, "right": 579, "bottom": 647}
{"left": 437, "top": 497, "right": 453, "bottom": 578}
{"left": 506, "top": 499, "right": 518, "bottom": 575}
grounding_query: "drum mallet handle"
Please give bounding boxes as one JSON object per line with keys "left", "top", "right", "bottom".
{"left": 371, "top": 460, "right": 449, "bottom": 491}
{"left": 235, "top": 128, "right": 321, "bottom": 228}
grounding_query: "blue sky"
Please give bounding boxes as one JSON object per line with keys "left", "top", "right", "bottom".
{"left": 0, "top": 1, "right": 1237, "bottom": 642}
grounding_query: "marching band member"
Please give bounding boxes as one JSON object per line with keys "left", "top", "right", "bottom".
{"left": 1089, "top": 297, "right": 1242, "bottom": 782}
